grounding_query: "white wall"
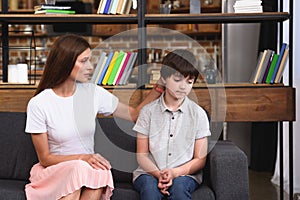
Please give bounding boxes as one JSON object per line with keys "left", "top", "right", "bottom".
{"left": 271, "top": 0, "right": 300, "bottom": 195}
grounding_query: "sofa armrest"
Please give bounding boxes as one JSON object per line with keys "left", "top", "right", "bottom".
{"left": 208, "top": 140, "right": 249, "bottom": 200}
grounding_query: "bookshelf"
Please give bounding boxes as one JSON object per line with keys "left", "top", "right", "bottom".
{"left": 0, "top": 1, "right": 295, "bottom": 199}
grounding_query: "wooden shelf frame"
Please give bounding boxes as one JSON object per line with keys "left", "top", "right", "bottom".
{"left": 144, "top": 12, "right": 290, "bottom": 24}
{"left": 0, "top": 83, "right": 295, "bottom": 123}
{"left": 0, "top": 0, "right": 296, "bottom": 199}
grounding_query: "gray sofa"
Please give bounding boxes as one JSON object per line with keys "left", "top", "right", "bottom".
{"left": 0, "top": 112, "right": 249, "bottom": 200}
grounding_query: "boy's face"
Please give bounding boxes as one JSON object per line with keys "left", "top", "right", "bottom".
{"left": 164, "top": 72, "right": 194, "bottom": 100}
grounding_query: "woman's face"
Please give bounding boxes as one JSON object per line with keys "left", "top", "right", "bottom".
{"left": 70, "top": 48, "right": 93, "bottom": 83}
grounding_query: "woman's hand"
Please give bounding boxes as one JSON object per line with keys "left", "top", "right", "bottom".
{"left": 81, "top": 153, "right": 111, "bottom": 170}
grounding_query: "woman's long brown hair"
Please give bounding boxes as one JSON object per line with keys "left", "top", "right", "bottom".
{"left": 35, "top": 34, "right": 91, "bottom": 96}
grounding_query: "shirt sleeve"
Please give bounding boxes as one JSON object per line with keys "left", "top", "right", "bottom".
{"left": 25, "top": 98, "right": 47, "bottom": 134}
{"left": 94, "top": 85, "right": 119, "bottom": 116}
{"left": 195, "top": 107, "right": 211, "bottom": 139}
{"left": 133, "top": 105, "right": 151, "bottom": 136}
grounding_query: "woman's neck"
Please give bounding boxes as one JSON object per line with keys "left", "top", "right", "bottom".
{"left": 52, "top": 79, "right": 76, "bottom": 97}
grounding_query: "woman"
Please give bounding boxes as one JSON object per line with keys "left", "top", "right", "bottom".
{"left": 25, "top": 34, "right": 164, "bottom": 200}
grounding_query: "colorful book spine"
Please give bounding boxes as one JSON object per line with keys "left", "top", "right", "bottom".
{"left": 119, "top": 52, "right": 138, "bottom": 85}
{"left": 265, "top": 54, "right": 279, "bottom": 84}
{"left": 274, "top": 47, "right": 289, "bottom": 83}
{"left": 261, "top": 51, "right": 274, "bottom": 83}
{"left": 252, "top": 50, "right": 267, "bottom": 83}
{"left": 270, "top": 43, "right": 287, "bottom": 83}
{"left": 103, "top": 0, "right": 112, "bottom": 14}
{"left": 90, "top": 51, "right": 107, "bottom": 83}
{"left": 107, "top": 51, "right": 125, "bottom": 85}
{"left": 97, "top": 51, "right": 114, "bottom": 85}
{"left": 102, "top": 51, "right": 119, "bottom": 85}
{"left": 115, "top": 52, "right": 131, "bottom": 85}
{"left": 109, "top": 0, "right": 119, "bottom": 14}
{"left": 113, "top": 52, "right": 128, "bottom": 85}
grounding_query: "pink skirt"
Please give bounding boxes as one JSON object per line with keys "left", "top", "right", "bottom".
{"left": 25, "top": 160, "right": 114, "bottom": 200}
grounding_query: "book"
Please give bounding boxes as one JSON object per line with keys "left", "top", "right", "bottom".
{"left": 250, "top": 52, "right": 263, "bottom": 83}
{"left": 118, "top": 52, "right": 136, "bottom": 85}
{"left": 97, "top": 51, "right": 114, "bottom": 85}
{"left": 274, "top": 47, "right": 289, "bottom": 83}
{"left": 102, "top": 51, "right": 119, "bottom": 85}
{"left": 261, "top": 50, "right": 274, "bottom": 83}
{"left": 103, "top": 0, "right": 112, "bottom": 14}
{"left": 109, "top": 0, "right": 119, "bottom": 14}
{"left": 265, "top": 54, "right": 279, "bottom": 84}
{"left": 270, "top": 43, "right": 287, "bottom": 83}
{"left": 90, "top": 51, "right": 107, "bottom": 84}
{"left": 256, "top": 49, "right": 273, "bottom": 83}
{"left": 107, "top": 51, "right": 125, "bottom": 85}
{"left": 34, "top": 9, "right": 76, "bottom": 14}
{"left": 115, "top": 52, "right": 131, "bottom": 85}
{"left": 119, "top": 0, "right": 132, "bottom": 14}
{"left": 99, "top": 0, "right": 107, "bottom": 14}
{"left": 252, "top": 50, "right": 268, "bottom": 83}
{"left": 113, "top": 52, "right": 128, "bottom": 85}
{"left": 97, "top": 0, "right": 106, "bottom": 14}
{"left": 94, "top": 56, "right": 108, "bottom": 84}
{"left": 116, "top": 0, "right": 124, "bottom": 14}
{"left": 38, "top": 4, "right": 72, "bottom": 10}
{"left": 119, "top": 52, "right": 138, "bottom": 85}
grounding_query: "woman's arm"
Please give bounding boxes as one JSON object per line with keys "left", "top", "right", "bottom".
{"left": 31, "top": 133, "right": 111, "bottom": 169}
{"left": 136, "top": 133, "right": 161, "bottom": 179}
{"left": 171, "top": 137, "right": 208, "bottom": 178}
{"left": 113, "top": 83, "right": 164, "bottom": 122}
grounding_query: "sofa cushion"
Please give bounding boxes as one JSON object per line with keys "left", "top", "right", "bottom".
{"left": 0, "top": 179, "right": 27, "bottom": 200}
{"left": 0, "top": 112, "right": 38, "bottom": 181}
{"left": 95, "top": 117, "right": 138, "bottom": 183}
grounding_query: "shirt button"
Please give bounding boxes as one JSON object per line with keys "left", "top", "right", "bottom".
{"left": 170, "top": 134, "right": 173, "bottom": 137}
{"left": 168, "top": 153, "right": 172, "bottom": 156}
{"left": 172, "top": 116, "right": 174, "bottom": 119}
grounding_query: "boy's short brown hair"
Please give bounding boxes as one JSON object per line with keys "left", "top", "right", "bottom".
{"left": 160, "top": 49, "right": 199, "bottom": 82}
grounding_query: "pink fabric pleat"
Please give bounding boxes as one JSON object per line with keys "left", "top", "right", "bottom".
{"left": 25, "top": 160, "right": 114, "bottom": 200}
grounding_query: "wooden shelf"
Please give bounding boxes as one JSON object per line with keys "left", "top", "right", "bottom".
{"left": 145, "top": 12, "right": 290, "bottom": 24}
{"left": 0, "top": 14, "right": 138, "bottom": 24}
{"left": 0, "top": 83, "right": 295, "bottom": 122}
{"left": 0, "top": 12, "right": 289, "bottom": 25}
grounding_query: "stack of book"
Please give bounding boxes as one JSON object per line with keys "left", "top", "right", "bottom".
{"left": 34, "top": 4, "right": 76, "bottom": 14}
{"left": 97, "top": 0, "right": 134, "bottom": 15}
{"left": 233, "top": 0, "right": 263, "bottom": 13}
{"left": 250, "top": 43, "right": 289, "bottom": 84}
{"left": 90, "top": 50, "right": 138, "bottom": 86}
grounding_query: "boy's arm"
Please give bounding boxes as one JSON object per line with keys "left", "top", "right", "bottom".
{"left": 136, "top": 133, "right": 161, "bottom": 179}
{"left": 171, "top": 137, "right": 208, "bottom": 178}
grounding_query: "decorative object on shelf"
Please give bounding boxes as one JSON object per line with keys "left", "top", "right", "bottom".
{"left": 160, "top": 0, "right": 172, "bottom": 14}
{"left": 97, "top": 0, "right": 133, "bottom": 14}
{"left": 45, "top": 0, "right": 56, "bottom": 5}
{"left": 8, "top": 64, "right": 29, "bottom": 84}
{"left": 190, "top": 0, "right": 201, "bottom": 13}
{"left": 205, "top": 68, "right": 217, "bottom": 84}
{"left": 233, "top": 0, "right": 262, "bottom": 13}
{"left": 34, "top": 4, "right": 75, "bottom": 14}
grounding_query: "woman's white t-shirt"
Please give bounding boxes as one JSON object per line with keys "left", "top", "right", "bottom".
{"left": 25, "top": 83, "right": 118, "bottom": 155}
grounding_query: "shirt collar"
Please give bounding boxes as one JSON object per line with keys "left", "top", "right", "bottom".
{"left": 158, "top": 94, "right": 188, "bottom": 113}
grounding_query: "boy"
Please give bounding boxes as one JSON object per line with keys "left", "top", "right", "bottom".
{"left": 133, "top": 49, "right": 211, "bottom": 200}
